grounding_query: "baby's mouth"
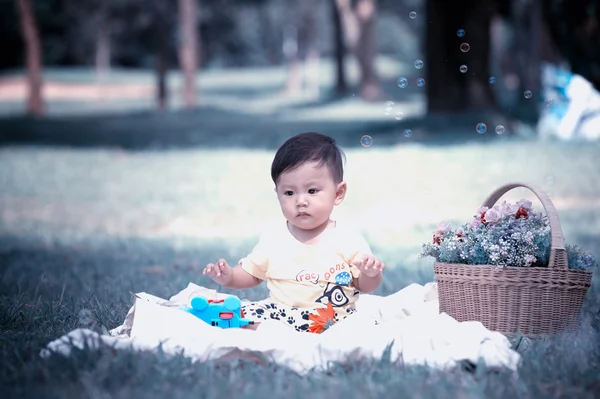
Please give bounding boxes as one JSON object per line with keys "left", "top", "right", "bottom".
{"left": 297, "top": 212, "right": 310, "bottom": 217}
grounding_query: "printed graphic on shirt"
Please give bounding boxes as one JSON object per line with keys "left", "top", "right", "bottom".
{"left": 315, "top": 282, "right": 359, "bottom": 308}
{"left": 294, "top": 262, "right": 353, "bottom": 286}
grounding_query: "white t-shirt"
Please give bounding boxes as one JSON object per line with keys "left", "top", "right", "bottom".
{"left": 240, "top": 220, "right": 372, "bottom": 310}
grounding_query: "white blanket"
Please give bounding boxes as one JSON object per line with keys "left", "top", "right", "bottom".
{"left": 40, "top": 282, "right": 521, "bottom": 374}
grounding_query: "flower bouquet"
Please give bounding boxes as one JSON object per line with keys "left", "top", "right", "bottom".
{"left": 421, "top": 183, "right": 595, "bottom": 337}
{"left": 421, "top": 200, "right": 597, "bottom": 272}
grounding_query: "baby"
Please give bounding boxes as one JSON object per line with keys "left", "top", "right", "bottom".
{"left": 202, "top": 132, "right": 385, "bottom": 333}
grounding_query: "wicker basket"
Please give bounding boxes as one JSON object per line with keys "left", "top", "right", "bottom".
{"left": 434, "top": 182, "right": 593, "bottom": 337}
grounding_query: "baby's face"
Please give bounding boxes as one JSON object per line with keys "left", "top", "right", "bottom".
{"left": 275, "top": 161, "right": 345, "bottom": 232}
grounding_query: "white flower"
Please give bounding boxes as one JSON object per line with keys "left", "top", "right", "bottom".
{"left": 484, "top": 208, "right": 502, "bottom": 224}
{"left": 524, "top": 254, "right": 536, "bottom": 266}
{"left": 517, "top": 199, "right": 533, "bottom": 210}
{"left": 499, "top": 201, "right": 519, "bottom": 216}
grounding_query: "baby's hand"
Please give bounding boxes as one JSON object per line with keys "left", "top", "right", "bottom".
{"left": 202, "top": 258, "right": 234, "bottom": 286}
{"left": 353, "top": 254, "right": 385, "bottom": 277}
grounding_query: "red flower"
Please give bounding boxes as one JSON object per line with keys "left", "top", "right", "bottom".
{"left": 308, "top": 302, "right": 336, "bottom": 334}
{"left": 433, "top": 233, "right": 443, "bottom": 244}
{"left": 477, "top": 212, "right": 489, "bottom": 226}
{"left": 516, "top": 207, "right": 528, "bottom": 219}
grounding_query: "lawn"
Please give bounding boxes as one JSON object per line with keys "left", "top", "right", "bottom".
{"left": 0, "top": 66, "right": 599, "bottom": 398}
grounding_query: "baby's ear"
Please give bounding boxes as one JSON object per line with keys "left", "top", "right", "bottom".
{"left": 334, "top": 181, "right": 347, "bottom": 204}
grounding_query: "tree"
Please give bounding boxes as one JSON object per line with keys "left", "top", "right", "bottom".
{"left": 542, "top": 0, "right": 600, "bottom": 91}
{"left": 283, "top": 11, "right": 301, "bottom": 94}
{"left": 354, "top": 0, "right": 379, "bottom": 100}
{"left": 153, "top": 0, "right": 172, "bottom": 110}
{"left": 283, "top": 0, "right": 320, "bottom": 96}
{"left": 16, "top": 0, "right": 44, "bottom": 116}
{"left": 94, "top": 2, "right": 111, "bottom": 80}
{"left": 425, "top": 0, "right": 497, "bottom": 114}
{"left": 178, "top": 0, "right": 200, "bottom": 107}
{"left": 331, "top": 0, "right": 348, "bottom": 95}
{"left": 510, "top": 0, "right": 543, "bottom": 123}
{"left": 333, "top": 0, "right": 381, "bottom": 100}
{"left": 61, "top": 1, "right": 118, "bottom": 82}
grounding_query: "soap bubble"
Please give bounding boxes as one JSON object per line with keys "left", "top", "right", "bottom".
{"left": 457, "top": 29, "right": 465, "bottom": 37}
{"left": 544, "top": 96, "right": 554, "bottom": 107}
{"left": 384, "top": 101, "right": 394, "bottom": 115}
{"left": 495, "top": 125, "right": 505, "bottom": 134}
{"left": 417, "top": 78, "right": 425, "bottom": 87}
{"left": 409, "top": 11, "right": 417, "bottom": 19}
{"left": 394, "top": 112, "right": 404, "bottom": 121}
{"left": 545, "top": 174, "right": 555, "bottom": 186}
{"left": 524, "top": 90, "right": 532, "bottom": 99}
{"left": 397, "top": 77, "right": 408, "bottom": 88}
{"left": 489, "top": 76, "right": 496, "bottom": 84}
{"left": 460, "top": 43, "right": 471, "bottom": 52}
{"left": 459, "top": 65, "right": 468, "bottom": 73}
{"left": 404, "top": 129, "right": 412, "bottom": 138}
{"left": 360, "top": 135, "right": 373, "bottom": 147}
{"left": 414, "top": 60, "right": 424, "bottom": 69}
{"left": 476, "top": 123, "right": 487, "bottom": 134}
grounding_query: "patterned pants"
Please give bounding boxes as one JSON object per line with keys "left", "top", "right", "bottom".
{"left": 240, "top": 301, "right": 357, "bottom": 333}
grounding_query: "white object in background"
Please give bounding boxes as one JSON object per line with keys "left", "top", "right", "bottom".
{"left": 538, "top": 63, "right": 600, "bottom": 141}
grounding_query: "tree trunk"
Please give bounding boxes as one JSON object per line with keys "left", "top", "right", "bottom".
{"left": 334, "top": 0, "right": 379, "bottom": 100}
{"left": 538, "top": 15, "right": 561, "bottom": 64}
{"left": 334, "top": 0, "right": 360, "bottom": 51}
{"left": 355, "top": 0, "right": 379, "bottom": 100}
{"left": 542, "top": 0, "right": 600, "bottom": 92}
{"left": 331, "top": 0, "right": 348, "bottom": 95}
{"left": 302, "top": 0, "right": 320, "bottom": 97}
{"left": 155, "top": 6, "right": 169, "bottom": 111}
{"left": 513, "top": 0, "right": 541, "bottom": 123}
{"left": 95, "top": 17, "right": 111, "bottom": 82}
{"left": 258, "top": 4, "right": 277, "bottom": 65}
{"left": 178, "top": 0, "right": 199, "bottom": 108}
{"left": 17, "top": 0, "right": 44, "bottom": 116}
{"left": 283, "top": 24, "right": 301, "bottom": 94}
{"left": 305, "top": 48, "right": 320, "bottom": 98}
{"left": 425, "top": 0, "right": 496, "bottom": 113}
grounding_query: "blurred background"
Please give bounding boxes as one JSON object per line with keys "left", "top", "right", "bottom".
{"left": 2, "top": 0, "right": 599, "bottom": 136}
{"left": 0, "top": 0, "right": 599, "bottom": 285}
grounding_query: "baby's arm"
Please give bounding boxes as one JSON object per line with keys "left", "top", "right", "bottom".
{"left": 223, "top": 264, "right": 263, "bottom": 290}
{"left": 354, "top": 268, "right": 382, "bottom": 293}
{"left": 217, "top": 229, "right": 270, "bottom": 290}
{"left": 346, "top": 230, "right": 383, "bottom": 293}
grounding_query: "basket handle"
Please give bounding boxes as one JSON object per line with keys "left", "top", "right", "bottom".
{"left": 481, "top": 182, "right": 568, "bottom": 270}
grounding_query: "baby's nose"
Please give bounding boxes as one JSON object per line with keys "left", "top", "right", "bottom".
{"left": 296, "top": 195, "right": 308, "bottom": 205}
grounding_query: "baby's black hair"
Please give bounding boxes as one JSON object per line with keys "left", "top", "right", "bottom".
{"left": 271, "top": 132, "right": 346, "bottom": 185}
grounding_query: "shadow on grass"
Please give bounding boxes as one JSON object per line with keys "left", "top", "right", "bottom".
{"left": 0, "top": 106, "right": 530, "bottom": 152}
{"left": 200, "top": 84, "right": 284, "bottom": 99}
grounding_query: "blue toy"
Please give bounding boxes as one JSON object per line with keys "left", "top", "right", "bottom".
{"left": 181, "top": 295, "right": 254, "bottom": 329}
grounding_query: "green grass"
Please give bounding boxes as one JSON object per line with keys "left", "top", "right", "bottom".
{"left": 0, "top": 237, "right": 599, "bottom": 398}
{"left": 1, "top": 65, "right": 600, "bottom": 398}
{"left": 1, "top": 141, "right": 600, "bottom": 398}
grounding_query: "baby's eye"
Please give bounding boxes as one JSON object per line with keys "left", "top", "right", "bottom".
{"left": 284, "top": 190, "right": 294, "bottom": 196}
{"left": 308, "top": 188, "right": 319, "bottom": 194}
